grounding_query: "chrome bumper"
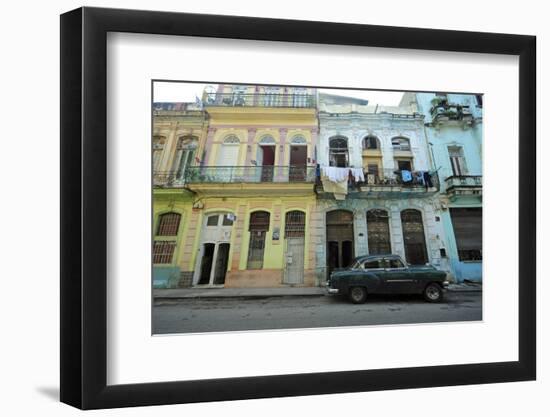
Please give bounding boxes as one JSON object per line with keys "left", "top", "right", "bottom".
{"left": 326, "top": 287, "right": 339, "bottom": 294}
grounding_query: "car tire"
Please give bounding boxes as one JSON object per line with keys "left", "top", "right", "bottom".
{"left": 349, "top": 286, "right": 367, "bottom": 304}
{"left": 424, "top": 283, "right": 443, "bottom": 302}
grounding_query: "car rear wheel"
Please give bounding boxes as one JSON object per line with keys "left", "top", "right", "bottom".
{"left": 349, "top": 287, "right": 367, "bottom": 304}
{"left": 424, "top": 283, "right": 443, "bottom": 302}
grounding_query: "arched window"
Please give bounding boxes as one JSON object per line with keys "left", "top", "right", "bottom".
{"left": 329, "top": 136, "right": 349, "bottom": 167}
{"left": 156, "top": 212, "right": 181, "bottom": 236}
{"left": 259, "top": 135, "right": 275, "bottom": 145}
{"left": 223, "top": 135, "right": 240, "bottom": 144}
{"left": 153, "top": 135, "right": 166, "bottom": 171}
{"left": 366, "top": 209, "right": 391, "bottom": 255}
{"left": 363, "top": 135, "right": 380, "bottom": 150}
{"left": 172, "top": 136, "right": 198, "bottom": 179}
{"left": 247, "top": 211, "right": 270, "bottom": 269}
{"left": 291, "top": 135, "right": 307, "bottom": 144}
{"left": 400, "top": 209, "right": 428, "bottom": 265}
{"left": 392, "top": 136, "right": 411, "bottom": 151}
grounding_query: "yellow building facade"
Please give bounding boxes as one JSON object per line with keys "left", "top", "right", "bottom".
{"left": 153, "top": 85, "right": 321, "bottom": 288}
{"left": 152, "top": 102, "right": 209, "bottom": 288}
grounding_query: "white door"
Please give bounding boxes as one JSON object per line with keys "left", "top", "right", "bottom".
{"left": 283, "top": 210, "right": 306, "bottom": 285}
{"left": 284, "top": 237, "right": 305, "bottom": 284}
{"left": 195, "top": 213, "right": 234, "bottom": 286}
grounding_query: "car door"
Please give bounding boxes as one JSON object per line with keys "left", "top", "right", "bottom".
{"left": 381, "top": 257, "right": 414, "bottom": 294}
{"left": 360, "top": 258, "right": 385, "bottom": 292}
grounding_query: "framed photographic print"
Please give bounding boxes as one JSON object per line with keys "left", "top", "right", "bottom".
{"left": 60, "top": 6, "right": 536, "bottom": 409}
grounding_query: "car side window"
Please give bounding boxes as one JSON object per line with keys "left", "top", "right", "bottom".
{"left": 363, "top": 259, "right": 382, "bottom": 269}
{"left": 386, "top": 258, "right": 405, "bottom": 269}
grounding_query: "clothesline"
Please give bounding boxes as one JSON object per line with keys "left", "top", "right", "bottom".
{"left": 321, "top": 166, "right": 365, "bottom": 183}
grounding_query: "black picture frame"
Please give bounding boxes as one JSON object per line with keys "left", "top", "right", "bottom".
{"left": 60, "top": 6, "right": 536, "bottom": 410}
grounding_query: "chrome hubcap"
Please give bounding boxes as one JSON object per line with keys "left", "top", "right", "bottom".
{"left": 351, "top": 288, "right": 363, "bottom": 300}
{"left": 426, "top": 286, "right": 439, "bottom": 300}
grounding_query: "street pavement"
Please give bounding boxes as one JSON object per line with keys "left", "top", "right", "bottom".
{"left": 152, "top": 291, "right": 482, "bottom": 334}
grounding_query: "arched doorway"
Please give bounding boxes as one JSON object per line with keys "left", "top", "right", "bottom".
{"left": 326, "top": 210, "right": 354, "bottom": 277}
{"left": 400, "top": 209, "right": 428, "bottom": 265}
{"left": 195, "top": 212, "right": 234, "bottom": 286}
{"left": 283, "top": 210, "right": 306, "bottom": 284}
{"left": 366, "top": 209, "right": 391, "bottom": 255}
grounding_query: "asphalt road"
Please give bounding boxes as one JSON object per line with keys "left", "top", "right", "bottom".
{"left": 152, "top": 292, "right": 482, "bottom": 334}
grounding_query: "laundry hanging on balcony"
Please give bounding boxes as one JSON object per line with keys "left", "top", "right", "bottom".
{"left": 320, "top": 166, "right": 349, "bottom": 200}
{"left": 320, "top": 166, "right": 365, "bottom": 200}
{"left": 349, "top": 167, "right": 365, "bottom": 183}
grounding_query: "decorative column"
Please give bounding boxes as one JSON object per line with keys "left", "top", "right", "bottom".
{"left": 202, "top": 127, "right": 217, "bottom": 166}
{"left": 310, "top": 127, "right": 319, "bottom": 164}
{"left": 390, "top": 204, "right": 406, "bottom": 260}
{"left": 230, "top": 204, "right": 248, "bottom": 270}
{"left": 278, "top": 128, "right": 288, "bottom": 181}
{"left": 312, "top": 203, "right": 327, "bottom": 285}
{"left": 244, "top": 128, "right": 257, "bottom": 166}
{"left": 422, "top": 203, "right": 441, "bottom": 266}
{"left": 354, "top": 210, "right": 368, "bottom": 257}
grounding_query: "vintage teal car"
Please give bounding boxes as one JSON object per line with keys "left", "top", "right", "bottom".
{"left": 326, "top": 254, "right": 449, "bottom": 304}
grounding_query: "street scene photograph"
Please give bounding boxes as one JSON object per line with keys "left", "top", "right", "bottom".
{"left": 151, "top": 81, "right": 483, "bottom": 334}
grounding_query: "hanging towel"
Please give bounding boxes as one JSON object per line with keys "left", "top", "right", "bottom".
{"left": 321, "top": 166, "right": 349, "bottom": 182}
{"left": 401, "top": 170, "right": 412, "bottom": 182}
{"left": 320, "top": 166, "right": 349, "bottom": 198}
{"left": 350, "top": 167, "right": 365, "bottom": 183}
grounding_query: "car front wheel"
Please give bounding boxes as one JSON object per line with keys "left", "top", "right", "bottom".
{"left": 424, "top": 283, "right": 443, "bottom": 302}
{"left": 349, "top": 286, "right": 367, "bottom": 304}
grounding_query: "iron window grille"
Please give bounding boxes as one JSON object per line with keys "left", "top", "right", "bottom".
{"left": 156, "top": 213, "right": 181, "bottom": 236}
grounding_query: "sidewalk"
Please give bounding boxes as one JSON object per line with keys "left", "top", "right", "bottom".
{"left": 154, "top": 287, "right": 326, "bottom": 300}
{"left": 446, "top": 282, "right": 483, "bottom": 292}
{"left": 154, "top": 282, "right": 481, "bottom": 300}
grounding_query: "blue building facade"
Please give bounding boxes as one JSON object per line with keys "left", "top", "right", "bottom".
{"left": 402, "top": 92, "right": 483, "bottom": 282}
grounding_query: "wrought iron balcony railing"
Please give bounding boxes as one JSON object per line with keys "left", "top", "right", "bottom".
{"left": 202, "top": 93, "right": 316, "bottom": 108}
{"left": 186, "top": 166, "right": 316, "bottom": 183}
{"left": 153, "top": 166, "right": 316, "bottom": 186}
{"left": 317, "top": 168, "right": 440, "bottom": 194}
{"left": 356, "top": 169, "right": 439, "bottom": 189}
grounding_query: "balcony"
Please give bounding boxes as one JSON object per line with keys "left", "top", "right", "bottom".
{"left": 154, "top": 166, "right": 316, "bottom": 197}
{"left": 430, "top": 103, "right": 474, "bottom": 125}
{"left": 315, "top": 168, "right": 440, "bottom": 200}
{"left": 445, "top": 175, "right": 482, "bottom": 201}
{"left": 202, "top": 93, "right": 316, "bottom": 108}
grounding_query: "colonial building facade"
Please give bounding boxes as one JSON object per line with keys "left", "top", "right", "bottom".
{"left": 315, "top": 93, "right": 449, "bottom": 283}
{"left": 402, "top": 92, "right": 483, "bottom": 281}
{"left": 153, "top": 85, "right": 320, "bottom": 288}
{"left": 152, "top": 86, "right": 483, "bottom": 288}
